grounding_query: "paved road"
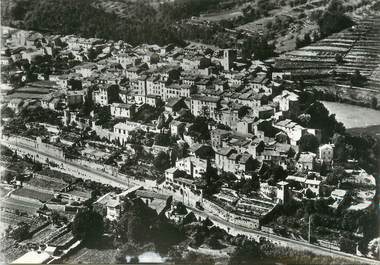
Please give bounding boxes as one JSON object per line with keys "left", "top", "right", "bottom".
{"left": 188, "top": 206, "right": 380, "bottom": 264}
{"left": 4, "top": 140, "right": 380, "bottom": 264}
{"left": 3, "top": 140, "right": 132, "bottom": 189}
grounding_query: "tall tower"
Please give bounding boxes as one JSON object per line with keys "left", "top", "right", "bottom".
{"left": 222, "top": 49, "right": 237, "bottom": 71}
{"left": 276, "top": 181, "right": 289, "bottom": 204}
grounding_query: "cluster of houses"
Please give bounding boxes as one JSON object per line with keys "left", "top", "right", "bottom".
{"left": 1, "top": 26, "right": 376, "bottom": 232}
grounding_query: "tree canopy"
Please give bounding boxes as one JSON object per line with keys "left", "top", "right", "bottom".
{"left": 317, "top": 0, "right": 354, "bottom": 37}
{"left": 299, "top": 133, "right": 319, "bottom": 153}
{"left": 72, "top": 208, "right": 104, "bottom": 242}
{"left": 153, "top": 151, "right": 171, "bottom": 171}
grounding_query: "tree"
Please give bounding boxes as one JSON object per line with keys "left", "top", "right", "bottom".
{"left": 229, "top": 240, "right": 264, "bottom": 265}
{"left": 154, "top": 133, "right": 171, "bottom": 146}
{"left": 205, "top": 234, "right": 222, "bottom": 249}
{"left": 152, "top": 215, "right": 184, "bottom": 253}
{"left": 305, "top": 188, "right": 315, "bottom": 199}
{"left": 129, "top": 256, "right": 139, "bottom": 264}
{"left": 51, "top": 210, "right": 67, "bottom": 226}
{"left": 298, "top": 113, "right": 311, "bottom": 127}
{"left": 2, "top": 171, "right": 15, "bottom": 183}
{"left": 80, "top": 92, "right": 94, "bottom": 116}
{"left": 371, "top": 97, "right": 378, "bottom": 109}
{"left": 181, "top": 252, "right": 215, "bottom": 265}
{"left": 317, "top": 0, "right": 354, "bottom": 37}
{"left": 241, "top": 35, "right": 275, "bottom": 60}
{"left": 10, "top": 0, "right": 31, "bottom": 20}
{"left": 239, "top": 178, "right": 260, "bottom": 194}
{"left": 335, "top": 53, "right": 344, "bottom": 64}
{"left": 326, "top": 166, "right": 347, "bottom": 185}
{"left": 287, "top": 147, "right": 296, "bottom": 158}
{"left": 1, "top": 107, "right": 15, "bottom": 119}
{"left": 94, "top": 105, "right": 112, "bottom": 126}
{"left": 351, "top": 70, "right": 366, "bottom": 86}
{"left": 304, "top": 101, "right": 345, "bottom": 142}
{"left": 358, "top": 238, "right": 369, "bottom": 256}
{"left": 299, "top": 133, "right": 319, "bottom": 153}
{"left": 203, "top": 217, "right": 213, "bottom": 227}
{"left": 11, "top": 222, "right": 30, "bottom": 241}
{"left": 189, "top": 117, "right": 210, "bottom": 141}
{"left": 339, "top": 237, "right": 356, "bottom": 254}
{"left": 87, "top": 48, "right": 98, "bottom": 61}
{"left": 116, "top": 198, "right": 157, "bottom": 244}
{"left": 153, "top": 151, "right": 170, "bottom": 171}
{"left": 297, "top": 32, "right": 312, "bottom": 48}
{"left": 156, "top": 113, "right": 166, "bottom": 130}
{"left": 72, "top": 209, "right": 104, "bottom": 242}
{"left": 341, "top": 211, "right": 359, "bottom": 232}
{"left": 173, "top": 201, "right": 187, "bottom": 215}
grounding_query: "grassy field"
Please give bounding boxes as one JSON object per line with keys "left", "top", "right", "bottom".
{"left": 321, "top": 101, "right": 380, "bottom": 129}
{"left": 26, "top": 177, "right": 67, "bottom": 191}
{"left": 1, "top": 196, "right": 43, "bottom": 214}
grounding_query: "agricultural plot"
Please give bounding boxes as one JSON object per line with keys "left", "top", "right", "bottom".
{"left": 0, "top": 211, "right": 31, "bottom": 225}
{"left": 91, "top": 0, "right": 176, "bottom": 18}
{"left": 64, "top": 247, "right": 117, "bottom": 264}
{"left": 0, "top": 244, "right": 27, "bottom": 264}
{"left": 92, "top": 0, "right": 130, "bottom": 19}
{"left": 1, "top": 196, "right": 43, "bottom": 214}
{"left": 12, "top": 188, "right": 54, "bottom": 202}
{"left": 236, "top": 0, "right": 323, "bottom": 53}
{"left": 199, "top": 10, "right": 243, "bottom": 22}
{"left": 25, "top": 176, "right": 67, "bottom": 191}
{"left": 275, "top": 10, "right": 380, "bottom": 96}
{"left": 23, "top": 224, "right": 61, "bottom": 245}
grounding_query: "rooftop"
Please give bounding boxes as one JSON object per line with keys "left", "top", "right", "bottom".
{"left": 191, "top": 94, "right": 220, "bottom": 103}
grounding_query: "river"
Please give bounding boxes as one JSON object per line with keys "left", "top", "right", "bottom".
{"left": 321, "top": 101, "right": 380, "bottom": 129}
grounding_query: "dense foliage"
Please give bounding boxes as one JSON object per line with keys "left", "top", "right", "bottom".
{"left": 315, "top": 0, "right": 355, "bottom": 37}
{"left": 115, "top": 198, "right": 183, "bottom": 254}
{"left": 72, "top": 208, "right": 104, "bottom": 242}
{"left": 3, "top": 0, "right": 276, "bottom": 59}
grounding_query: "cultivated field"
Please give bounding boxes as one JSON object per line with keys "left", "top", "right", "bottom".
{"left": 64, "top": 246, "right": 117, "bottom": 264}
{"left": 322, "top": 101, "right": 380, "bottom": 128}
{"left": 199, "top": 10, "right": 243, "bottom": 22}
{"left": 12, "top": 188, "right": 53, "bottom": 202}
{"left": 1, "top": 196, "right": 43, "bottom": 214}
{"left": 275, "top": 8, "right": 380, "bottom": 86}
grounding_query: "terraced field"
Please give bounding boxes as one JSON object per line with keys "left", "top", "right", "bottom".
{"left": 336, "top": 16, "right": 380, "bottom": 78}
{"left": 91, "top": 0, "right": 175, "bottom": 18}
{"left": 275, "top": 6, "right": 380, "bottom": 91}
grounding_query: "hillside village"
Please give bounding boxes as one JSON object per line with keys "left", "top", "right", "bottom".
{"left": 0, "top": 10, "right": 379, "bottom": 264}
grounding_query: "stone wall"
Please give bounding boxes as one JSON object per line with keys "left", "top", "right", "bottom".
{"left": 202, "top": 198, "right": 260, "bottom": 230}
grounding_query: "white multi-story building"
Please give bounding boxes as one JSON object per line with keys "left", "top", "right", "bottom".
{"left": 190, "top": 95, "right": 221, "bottom": 120}
{"left": 110, "top": 103, "right": 136, "bottom": 119}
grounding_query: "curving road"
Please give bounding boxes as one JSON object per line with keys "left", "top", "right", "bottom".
{"left": 3, "top": 139, "right": 380, "bottom": 264}
{"left": 188, "top": 205, "right": 380, "bottom": 264}
{"left": 2, "top": 140, "right": 133, "bottom": 189}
